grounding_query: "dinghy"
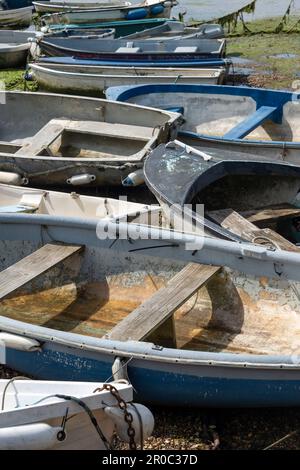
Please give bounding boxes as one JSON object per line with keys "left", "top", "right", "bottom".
{"left": 0, "top": 91, "right": 180, "bottom": 187}
{"left": 29, "top": 62, "right": 226, "bottom": 96}
{"left": 0, "top": 30, "right": 36, "bottom": 67}
{"left": 39, "top": 37, "right": 225, "bottom": 62}
{"left": 41, "top": 0, "right": 176, "bottom": 26}
{"left": 106, "top": 83, "right": 300, "bottom": 157}
{"left": 122, "top": 22, "right": 225, "bottom": 40}
{"left": 1, "top": 212, "right": 300, "bottom": 406}
{"left": 0, "top": 5, "right": 33, "bottom": 29}
{"left": 34, "top": 0, "right": 131, "bottom": 14}
{"left": 37, "top": 37, "right": 226, "bottom": 61}
{"left": 44, "top": 18, "right": 175, "bottom": 38}
{"left": 144, "top": 140, "right": 300, "bottom": 240}
{"left": 0, "top": 379, "right": 154, "bottom": 449}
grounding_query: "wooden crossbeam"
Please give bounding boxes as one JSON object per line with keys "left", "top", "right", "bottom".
{"left": 0, "top": 243, "right": 83, "bottom": 300}
{"left": 208, "top": 208, "right": 300, "bottom": 252}
{"left": 106, "top": 263, "right": 221, "bottom": 346}
{"left": 15, "top": 121, "right": 65, "bottom": 157}
{"left": 224, "top": 106, "right": 277, "bottom": 140}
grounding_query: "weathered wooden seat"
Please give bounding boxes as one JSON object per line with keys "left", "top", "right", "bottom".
{"left": 106, "top": 263, "right": 221, "bottom": 348}
{"left": 0, "top": 243, "right": 83, "bottom": 301}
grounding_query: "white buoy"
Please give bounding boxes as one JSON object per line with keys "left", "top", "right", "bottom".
{"left": 0, "top": 172, "right": 26, "bottom": 186}
{"left": 0, "top": 333, "right": 40, "bottom": 352}
{"left": 104, "top": 403, "right": 154, "bottom": 444}
{"left": 67, "top": 174, "right": 96, "bottom": 186}
{"left": 122, "top": 170, "right": 145, "bottom": 187}
{"left": 0, "top": 423, "right": 63, "bottom": 450}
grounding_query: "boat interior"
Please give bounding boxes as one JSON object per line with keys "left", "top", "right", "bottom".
{"left": 123, "top": 90, "right": 300, "bottom": 143}
{"left": 42, "top": 37, "right": 225, "bottom": 54}
{"left": 0, "top": 92, "right": 172, "bottom": 160}
{"left": 0, "top": 239, "right": 300, "bottom": 357}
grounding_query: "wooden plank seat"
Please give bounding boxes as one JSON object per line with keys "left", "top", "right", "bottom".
{"left": 106, "top": 263, "right": 221, "bottom": 347}
{"left": 0, "top": 243, "right": 83, "bottom": 301}
{"left": 208, "top": 208, "right": 300, "bottom": 252}
{"left": 15, "top": 119, "right": 155, "bottom": 157}
{"left": 223, "top": 106, "right": 278, "bottom": 140}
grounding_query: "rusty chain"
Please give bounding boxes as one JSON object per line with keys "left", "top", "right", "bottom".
{"left": 94, "top": 383, "right": 137, "bottom": 450}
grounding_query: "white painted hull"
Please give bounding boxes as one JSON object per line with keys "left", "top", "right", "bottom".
{"left": 30, "top": 62, "right": 226, "bottom": 95}
{"left": 34, "top": 1, "right": 129, "bottom": 14}
{"left": 0, "top": 380, "right": 141, "bottom": 450}
{"left": 0, "top": 6, "right": 33, "bottom": 29}
{"left": 0, "top": 91, "right": 180, "bottom": 187}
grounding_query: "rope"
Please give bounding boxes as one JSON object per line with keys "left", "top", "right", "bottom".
{"left": 54, "top": 394, "right": 112, "bottom": 450}
{"left": 1, "top": 376, "right": 31, "bottom": 411}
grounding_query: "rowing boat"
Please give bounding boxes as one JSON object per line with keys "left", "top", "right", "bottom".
{"left": 37, "top": 37, "right": 226, "bottom": 61}
{"left": 0, "top": 30, "right": 36, "bottom": 67}
{"left": 144, "top": 140, "right": 300, "bottom": 241}
{"left": 0, "top": 5, "right": 33, "bottom": 29}
{"left": 29, "top": 62, "right": 226, "bottom": 96}
{"left": 1, "top": 211, "right": 300, "bottom": 406}
{"left": 40, "top": 0, "right": 177, "bottom": 26}
{"left": 106, "top": 83, "right": 300, "bottom": 157}
{"left": 0, "top": 91, "right": 180, "bottom": 187}
{"left": 34, "top": 0, "right": 130, "bottom": 14}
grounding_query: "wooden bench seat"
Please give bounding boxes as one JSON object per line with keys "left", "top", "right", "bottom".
{"left": 0, "top": 243, "right": 83, "bottom": 301}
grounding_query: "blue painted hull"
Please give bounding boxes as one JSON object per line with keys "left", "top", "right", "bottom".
{"left": 7, "top": 347, "right": 300, "bottom": 408}
{"left": 40, "top": 56, "right": 229, "bottom": 68}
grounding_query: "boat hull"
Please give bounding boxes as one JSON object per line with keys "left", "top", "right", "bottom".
{"left": 45, "top": 18, "right": 173, "bottom": 38}
{"left": 41, "top": 1, "right": 174, "bottom": 26}
{"left": 38, "top": 37, "right": 226, "bottom": 61}
{"left": 0, "top": 6, "right": 33, "bottom": 29}
{"left": 0, "top": 91, "right": 179, "bottom": 187}
{"left": 1, "top": 215, "right": 300, "bottom": 407}
{"left": 106, "top": 83, "right": 300, "bottom": 151}
{"left": 6, "top": 346, "right": 300, "bottom": 408}
{"left": 30, "top": 63, "right": 225, "bottom": 96}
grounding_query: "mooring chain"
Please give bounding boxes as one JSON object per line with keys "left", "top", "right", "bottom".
{"left": 94, "top": 383, "right": 137, "bottom": 450}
